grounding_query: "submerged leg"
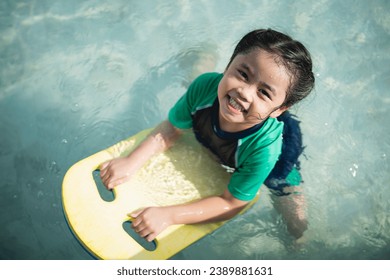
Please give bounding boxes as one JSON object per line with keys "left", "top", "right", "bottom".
{"left": 265, "top": 111, "right": 308, "bottom": 240}
{"left": 270, "top": 186, "right": 308, "bottom": 240}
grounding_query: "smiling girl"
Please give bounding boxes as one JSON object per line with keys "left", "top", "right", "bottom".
{"left": 100, "top": 29, "right": 315, "bottom": 242}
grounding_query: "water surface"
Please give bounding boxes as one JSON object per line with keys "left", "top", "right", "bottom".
{"left": 0, "top": 0, "right": 389, "bottom": 259}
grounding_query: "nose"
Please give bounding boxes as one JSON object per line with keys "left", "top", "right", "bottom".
{"left": 237, "top": 84, "right": 256, "bottom": 102}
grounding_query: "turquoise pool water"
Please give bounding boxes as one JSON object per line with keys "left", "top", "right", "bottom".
{"left": 1, "top": 0, "right": 389, "bottom": 259}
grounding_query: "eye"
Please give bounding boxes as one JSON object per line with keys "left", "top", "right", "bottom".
{"left": 258, "top": 89, "right": 271, "bottom": 99}
{"left": 237, "top": 69, "right": 249, "bottom": 81}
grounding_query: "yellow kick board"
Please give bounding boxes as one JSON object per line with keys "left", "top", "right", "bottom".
{"left": 62, "top": 128, "right": 258, "bottom": 260}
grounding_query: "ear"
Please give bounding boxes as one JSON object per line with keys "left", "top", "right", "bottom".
{"left": 270, "top": 106, "right": 289, "bottom": 118}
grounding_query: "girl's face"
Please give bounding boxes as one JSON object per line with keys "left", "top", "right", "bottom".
{"left": 217, "top": 49, "right": 290, "bottom": 132}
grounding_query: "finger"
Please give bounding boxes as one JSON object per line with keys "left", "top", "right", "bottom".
{"left": 105, "top": 172, "right": 131, "bottom": 190}
{"left": 111, "top": 176, "right": 130, "bottom": 188}
{"left": 138, "top": 228, "right": 152, "bottom": 238}
{"left": 132, "top": 222, "right": 147, "bottom": 234}
{"left": 131, "top": 215, "right": 143, "bottom": 227}
{"left": 106, "top": 176, "right": 120, "bottom": 190}
{"left": 100, "top": 165, "right": 112, "bottom": 182}
{"left": 107, "top": 177, "right": 126, "bottom": 190}
{"left": 102, "top": 170, "right": 126, "bottom": 190}
{"left": 146, "top": 232, "right": 157, "bottom": 242}
{"left": 99, "top": 167, "right": 107, "bottom": 178}
{"left": 126, "top": 215, "right": 135, "bottom": 222}
{"left": 100, "top": 173, "right": 112, "bottom": 189}
{"left": 107, "top": 181, "right": 116, "bottom": 190}
{"left": 129, "top": 208, "right": 144, "bottom": 220}
{"left": 99, "top": 161, "right": 110, "bottom": 173}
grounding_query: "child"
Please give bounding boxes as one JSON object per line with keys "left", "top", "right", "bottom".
{"left": 100, "top": 29, "right": 315, "bottom": 242}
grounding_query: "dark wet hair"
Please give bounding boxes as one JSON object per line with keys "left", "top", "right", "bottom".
{"left": 228, "top": 29, "right": 315, "bottom": 107}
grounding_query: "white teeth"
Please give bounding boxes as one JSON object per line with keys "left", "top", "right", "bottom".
{"left": 229, "top": 97, "right": 244, "bottom": 112}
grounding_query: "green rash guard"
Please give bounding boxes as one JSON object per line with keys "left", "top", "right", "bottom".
{"left": 168, "top": 72, "right": 283, "bottom": 201}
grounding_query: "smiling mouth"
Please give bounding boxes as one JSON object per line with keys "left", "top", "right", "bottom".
{"left": 228, "top": 96, "right": 247, "bottom": 113}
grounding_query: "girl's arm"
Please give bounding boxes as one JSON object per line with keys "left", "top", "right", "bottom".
{"left": 130, "top": 189, "right": 249, "bottom": 242}
{"left": 100, "top": 120, "right": 249, "bottom": 241}
{"left": 100, "top": 120, "right": 182, "bottom": 190}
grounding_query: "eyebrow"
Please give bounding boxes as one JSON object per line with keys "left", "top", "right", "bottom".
{"left": 240, "top": 63, "right": 276, "bottom": 95}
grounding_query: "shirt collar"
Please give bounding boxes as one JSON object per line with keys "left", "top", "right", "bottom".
{"left": 211, "top": 98, "right": 265, "bottom": 140}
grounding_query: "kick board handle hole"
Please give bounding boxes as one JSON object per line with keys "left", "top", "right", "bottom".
{"left": 122, "top": 221, "right": 157, "bottom": 251}
{"left": 93, "top": 170, "right": 115, "bottom": 202}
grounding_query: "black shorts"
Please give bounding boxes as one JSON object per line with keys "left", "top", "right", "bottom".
{"left": 264, "top": 111, "right": 304, "bottom": 196}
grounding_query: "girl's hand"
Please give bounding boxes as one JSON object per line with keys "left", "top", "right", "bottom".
{"left": 99, "top": 120, "right": 182, "bottom": 190}
{"left": 130, "top": 207, "right": 173, "bottom": 242}
{"left": 100, "top": 157, "right": 136, "bottom": 190}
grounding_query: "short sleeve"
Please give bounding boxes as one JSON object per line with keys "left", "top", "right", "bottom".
{"left": 168, "top": 72, "right": 222, "bottom": 129}
{"left": 168, "top": 93, "right": 193, "bottom": 129}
